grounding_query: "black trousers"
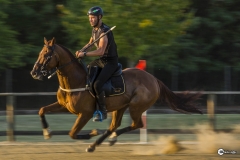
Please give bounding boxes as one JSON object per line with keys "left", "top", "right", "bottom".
{"left": 89, "top": 58, "right": 118, "bottom": 95}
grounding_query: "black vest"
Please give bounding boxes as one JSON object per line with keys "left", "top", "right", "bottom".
{"left": 92, "top": 23, "right": 118, "bottom": 59}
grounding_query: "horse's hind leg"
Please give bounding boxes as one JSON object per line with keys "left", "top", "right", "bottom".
{"left": 86, "top": 107, "right": 127, "bottom": 152}
{"left": 108, "top": 108, "right": 129, "bottom": 146}
{"left": 39, "top": 102, "right": 69, "bottom": 139}
{"left": 108, "top": 100, "right": 154, "bottom": 146}
{"left": 108, "top": 108, "right": 144, "bottom": 146}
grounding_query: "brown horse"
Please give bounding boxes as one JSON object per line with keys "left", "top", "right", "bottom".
{"left": 30, "top": 37, "right": 202, "bottom": 152}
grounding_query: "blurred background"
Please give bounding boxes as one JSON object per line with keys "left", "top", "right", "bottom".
{"left": 1, "top": 0, "right": 240, "bottom": 108}
{"left": 0, "top": 0, "right": 239, "bottom": 143}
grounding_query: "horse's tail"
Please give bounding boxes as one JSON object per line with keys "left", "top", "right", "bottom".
{"left": 156, "top": 78, "right": 203, "bottom": 114}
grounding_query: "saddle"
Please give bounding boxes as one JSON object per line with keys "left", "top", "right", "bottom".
{"left": 87, "top": 63, "right": 125, "bottom": 97}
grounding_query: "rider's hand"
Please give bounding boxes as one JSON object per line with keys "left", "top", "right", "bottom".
{"left": 75, "top": 50, "right": 84, "bottom": 58}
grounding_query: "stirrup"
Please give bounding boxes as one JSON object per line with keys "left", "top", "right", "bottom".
{"left": 93, "top": 110, "right": 103, "bottom": 122}
{"left": 93, "top": 110, "right": 106, "bottom": 122}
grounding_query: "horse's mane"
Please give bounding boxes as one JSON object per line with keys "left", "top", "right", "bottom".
{"left": 56, "top": 44, "right": 75, "bottom": 59}
{"left": 56, "top": 44, "right": 83, "bottom": 68}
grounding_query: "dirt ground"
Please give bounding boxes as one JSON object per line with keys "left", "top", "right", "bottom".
{"left": 0, "top": 142, "right": 239, "bottom": 160}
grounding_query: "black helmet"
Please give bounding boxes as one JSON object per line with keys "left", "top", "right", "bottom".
{"left": 87, "top": 6, "right": 103, "bottom": 16}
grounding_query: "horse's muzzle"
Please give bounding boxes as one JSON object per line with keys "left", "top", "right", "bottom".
{"left": 30, "top": 70, "right": 43, "bottom": 80}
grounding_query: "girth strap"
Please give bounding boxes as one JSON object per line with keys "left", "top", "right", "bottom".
{"left": 59, "top": 86, "right": 88, "bottom": 92}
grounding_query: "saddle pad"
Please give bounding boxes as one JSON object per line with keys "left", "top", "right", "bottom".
{"left": 107, "top": 75, "right": 125, "bottom": 96}
{"left": 87, "top": 64, "right": 125, "bottom": 97}
{"left": 89, "top": 75, "right": 125, "bottom": 97}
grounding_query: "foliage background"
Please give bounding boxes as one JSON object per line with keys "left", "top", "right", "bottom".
{"left": 0, "top": 0, "right": 240, "bottom": 100}
{"left": 1, "top": 0, "right": 240, "bottom": 70}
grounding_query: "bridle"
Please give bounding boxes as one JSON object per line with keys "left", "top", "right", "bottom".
{"left": 33, "top": 26, "right": 116, "bottom": 91}
{"left": 34, "top": 43, "right": 89, "bottom": 93}
{"left": 35, "top": 44, "right": 76, "bottom": 77}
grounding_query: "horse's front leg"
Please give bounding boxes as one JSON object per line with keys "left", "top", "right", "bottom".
{"left": 39, "top": 102, "right": 68, "bottom": 139}
{"left": 68, "top": 113, "right": 100, "bottom": 141}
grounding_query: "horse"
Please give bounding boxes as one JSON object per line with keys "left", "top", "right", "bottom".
{"left": 30, "top": 37, "right": 202, "bottom": 152}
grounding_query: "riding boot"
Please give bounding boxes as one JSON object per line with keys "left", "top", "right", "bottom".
{"left": 93, "top": 91, "right": 107, "bottom": 122}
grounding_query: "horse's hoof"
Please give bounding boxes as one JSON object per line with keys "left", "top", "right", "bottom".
{"left": 44, "top": 134, "right": 52, "bottom": 140}
{"left": 43, "top": 128, "right": 52, "bottom": 140}
{"left": 89, "top": 129, "right": 103, "bottom": 137}
{"left": 108, "top": 132, "right": 117, "bottom": 146}
{"left": 109, "top": 139, "right": 117, "bottom": 146}
{"left": 85, "top": 145, "right": 95, "bottom": 152}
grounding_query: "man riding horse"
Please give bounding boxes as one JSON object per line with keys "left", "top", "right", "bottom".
{"left": 75, "top": 6, "right": 119, "bottom": 122}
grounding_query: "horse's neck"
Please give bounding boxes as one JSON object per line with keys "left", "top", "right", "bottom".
{"left": 56, "top": 46, "right": 87, "bottom": 89}
{"left": 57, "top": 64, "right": 86, "bottom": 89}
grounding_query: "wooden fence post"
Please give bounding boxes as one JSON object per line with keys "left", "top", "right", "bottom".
{"left": 6, "top": 95, "right": 15, "bottom": 141}
{"left": 135, "top": 60, "right": 148, "bottom": 143}
{"left": 207, "top": 94, "right": 216, "bottom": 130}
{"left": 140, "top": 111, "right": 147, "bottom": 143}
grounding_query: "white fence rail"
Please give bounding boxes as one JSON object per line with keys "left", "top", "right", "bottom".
{"left": 0, "top": 91, "right": 240, "bottom": 142}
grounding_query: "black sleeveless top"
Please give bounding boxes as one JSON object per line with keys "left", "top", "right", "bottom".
{"left": 92, "top": 23, "right": 118, "bottom": 62}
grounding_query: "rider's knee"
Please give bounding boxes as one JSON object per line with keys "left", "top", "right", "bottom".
{"left": 93, "top": 80, "right": 101, "bottom": 94}
{"left": 93, "top": 80, "right": 99, "bottom": 89}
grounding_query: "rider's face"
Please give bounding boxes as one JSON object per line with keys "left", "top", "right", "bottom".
{"left": 89, "top": 15, "right": 99, "bottom": 27}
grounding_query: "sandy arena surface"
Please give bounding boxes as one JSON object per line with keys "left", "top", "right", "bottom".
{"left": 0, "top": 141, "right": 239, "bottom": 160}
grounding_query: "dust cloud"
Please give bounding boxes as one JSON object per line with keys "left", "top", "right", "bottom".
{"left": 132, "top": 136, "right": 184, "bottom": 155}
{"left": 132, "top": 124, "right": 240, "bottom": 155}
{"left": 195, "top": 124, "right": 240, "bottom": 154}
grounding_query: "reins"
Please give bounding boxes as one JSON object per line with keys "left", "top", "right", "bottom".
{"left": 45, "top": 44, "right": 89, "bottom": 93}
{"left": 47, "top": 44, "right": 88, "bottom": 79}
{"left": 56, "top": 57, "right": 89, "bottom": 93}
{"left": 46, "top": 26, "right": 116, "bottom": 92}
{"left": 48, "top": 26, "right": 116, "bottom": 79}
{"left": 47, "top": 57, "right": 79, "bottom": 79}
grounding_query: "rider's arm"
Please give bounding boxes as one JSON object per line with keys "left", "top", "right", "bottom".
{"left": 77, "top": 33, "right": 108, "bottom": 57}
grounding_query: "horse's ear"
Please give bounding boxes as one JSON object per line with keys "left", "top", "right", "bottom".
{"left": 50, "top": 37, "right": 56, "bottom": 46}
{"left": 44, "top": 37, "right": 48, "bottom": 45}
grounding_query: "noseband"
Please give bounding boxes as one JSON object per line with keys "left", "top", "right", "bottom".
{"left": 35, "top": 44, "right": 77, "bottom": 77}
{"left": 34, "top": 44, "right": 56, "bottom": 76}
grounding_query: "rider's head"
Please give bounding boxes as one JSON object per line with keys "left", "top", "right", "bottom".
{"left": 87, "top": 6, "right": 103, "bottom": 28}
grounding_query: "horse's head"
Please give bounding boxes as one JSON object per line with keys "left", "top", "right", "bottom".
{"left": 30, "top": 37, "right": 59, "bottom": 80}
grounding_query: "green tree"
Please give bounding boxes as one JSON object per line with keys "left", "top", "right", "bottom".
{"left": 152, "top": 0, "right": 240, "bottom": 72}
{"left": 57, "top": 0, "right": 192, "bottom": 66}
{"left": 3, "top": 0, "right": 67, "bottom": 66}
{"left": 0, "top": 0, "right": 24, "bottom": 70}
